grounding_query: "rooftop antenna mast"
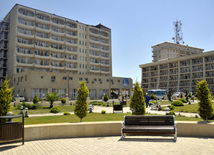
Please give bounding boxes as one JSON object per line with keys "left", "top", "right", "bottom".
{"left": 172, "top": 20, "right": 184, "bottom": 44}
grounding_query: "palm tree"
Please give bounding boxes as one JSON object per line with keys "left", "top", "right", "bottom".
{"left": 46, "top": 91, "right": 61, "bottom": 108}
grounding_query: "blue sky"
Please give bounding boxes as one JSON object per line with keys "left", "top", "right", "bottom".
{"left": 1, "top": 0, "right": 214, "bottom": 83}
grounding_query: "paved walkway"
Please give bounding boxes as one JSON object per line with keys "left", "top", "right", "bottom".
{"left": 28, "top": 106, "right": 199, "bottom": 118}
{"left": 1, "top": 136, "right": 214, "bottom": 155}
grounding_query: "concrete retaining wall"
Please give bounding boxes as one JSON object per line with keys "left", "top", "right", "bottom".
{"left": 24, "top": 121, "right": 214, "bottom": 141}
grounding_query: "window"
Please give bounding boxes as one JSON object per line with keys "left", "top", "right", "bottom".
{"left": 79, "top": 33, "right": 81, "bottom": 37}
{"left": 82, "top": 34, "right": 84, "bottom": 38}
{"left": 79, "top": 25, "right": 81, "bottom": 30}
{"left": 79, "top": 48, "right": 81, "bottom": 53}
{"left": 82, "top": 64, "right": 84, "bottom": 68}
{"left": 79, "top": 64, "right": 81, "bottom": 68}
{"left": 79, "top": 41, "right": 81, "bottom": 45}
{"left": 69, "top": 77, "right": 73, "bottom": 80}
{"left": 79, "top": 78, "right": 83, "bottom": 81}
{"left": 63, "top": 77, "right": 67, "bottom": 80}
{"left": 51, "top": 76, "right": 56, "bottom": 82}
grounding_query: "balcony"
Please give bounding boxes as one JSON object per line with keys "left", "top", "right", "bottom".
{"left": 89, "top": 29, "right": 99, "bottom": 37}
{"left": 50, "top": 57, "right": 65, "bottom": 61}
{"left": 50, "top": 38, "right": 64, "bottom": 44}
{"left": 35, "top": 27, "right": 50, "bottom": 34}
{"left": 51, "top": 20, "right": 64, "bottom": 28}
{"left": 65, "top": 67, "right": 78, "bottom": 71}
{"left": 100, "top": 62, "right": 109, "bottom": 67}
{"left": 99, "top": 31, "right": 109, "bottom": 38}
{"left": 65, "top": 41, "right": 77, "bottom": 47}
{"left": 35, "top": 54, "right": 50, "bottom": 60}
{"left": 34, "top": 64, "right": 50, "bottom": 68}
{"left": 90, "top": 68, "right": 100, "bottom": 73}
{"left": 35, "top": 18, "right": 50, "bottom": 25}
{"left": 17, "top": 32, "right": 34, "bottom": 39}
{"left": 35, "top": 36, "right": 50, "bottom": 42}
{"left": 101, "top": 70, "right": 110, "bottom": 74}
{"left": 17, "top": 42, "right": 34, "bottom": 48}
{"left": 90, "top": 61, "right": 100, "bottom": 66}
{"left": 65, "top": 24, "right": 77, "bottom": 31}
{"left": 18, "top": 13, "right": 34, "bottom": 21}
{"left": 65, "top": 58, "right": 77, "bottom": 63}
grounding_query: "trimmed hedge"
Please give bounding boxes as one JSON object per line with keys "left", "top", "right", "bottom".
{"left": 172, "top": 100, "right": 184, "bottom": 106}
{"left": 64, "top": 112, "right": 71, "bottom": 115}
{"left": 50, "top": 107, "right": 60, "bottom": 113}
{"left": 101, "top": 110, "right": 106, "bottom": 114}
{"left": 179, "top": 98, "right": 187, "bottom": 103}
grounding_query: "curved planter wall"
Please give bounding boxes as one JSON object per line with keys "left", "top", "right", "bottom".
{"left": 24, "top": 121, "right": 214, "bottom": 141}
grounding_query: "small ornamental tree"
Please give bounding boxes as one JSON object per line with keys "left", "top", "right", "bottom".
{"left": 122, "top": 95, "right": 125, "bottom": 101}
{"left": 130, "top": 82, "right": 146, "bottom": 115}
{"left": 150, "top": 93, "right": 155, "bottom": 100}
{"left": 74, "top": 81, "right": 89, "bottom": 122}
{"left": 185, "top": 89, "right": 189, "bottom": 102}
{"left": 180, "top": 93, "right": 184, "bottom": 98}
{"left": 0, "top": 76, "right": 13, "bottom": 123}
{"left": 197, "top": 80, "right": 214, "bottom": 121}
{"left": 61, "top": 98, "right": 66, "bottom": 105}
{"left": 103, "top": 94, "right": 109, "bottom": 102}
{"left": 46, "top": 91, "right": 61, "bottom": 108}
{"left": 33, "top": 94, "right": 39, "bottom": 104}
{"left": 168, "top": 89, "right": 172, "bottom": 102}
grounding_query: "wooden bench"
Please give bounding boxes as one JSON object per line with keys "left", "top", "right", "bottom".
{"left": 121, "top": 115, "right": 177, "bottom": 141}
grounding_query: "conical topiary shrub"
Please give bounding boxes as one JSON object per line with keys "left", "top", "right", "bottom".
{"left": 130, "top": 82, "right": 146, "bottom": 115}
{"left": 74, "top": 81, "right": 89, "bottom": 122}
{"left": 197, "top": 80, "right": 214, "bottom": 121}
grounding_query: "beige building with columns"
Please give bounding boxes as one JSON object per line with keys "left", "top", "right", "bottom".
{"left": 140, "top": 42, "right": 214, "bottom": 93}
{"left": 0, "top": 4, "right": 132, "bottom": 101}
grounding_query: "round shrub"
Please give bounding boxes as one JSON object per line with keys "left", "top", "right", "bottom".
{"left": 61, "top": 98, "right": 66, "bottom": 104}
{"left": 33, "top": 94, "right": 39, "bottom": 104}
{"left": 50, "top": 107, "right": 60, "bottom": 113}
{"left": 150, "top": 93, "right": 155, "bottom": 100}
{"left": 103, "top": 94, "right": 109, "bottom": 102}
{"left": 31, "top": 103, "right": 39, "bottom": 109}
{"left": 167, "top": 105, "right": 174, "bottom": 110}
{"left": 179, "top": 98, "right": 187, "bottom": 103}
{"left": 168, "top": 110, "right": 176, "bottom": 116}
{"left": 102, "top": 102, "right": 107, "bottom": 106}
{"left": 101, "top": 110, "right": 106, "bottom": 114}
{"left": 64, "top": 112, "right": 71, "bottom": 115}
{"left": 172, "top": 100, "right": 184, "bottom": 106}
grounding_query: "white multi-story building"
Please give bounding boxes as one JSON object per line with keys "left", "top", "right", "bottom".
{"left": 152, "top": 42, "right": 204, "bottom": 62}
{"left": 140, "top": 42, "right": 214, "bottom": 93}
{"left": 0, "top": 4, "right": 132, "bottom": 100}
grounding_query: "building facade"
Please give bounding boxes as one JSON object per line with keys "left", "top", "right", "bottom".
{"left": 140, "top": 49, "right": 214, "bottom": 94}
{"left": 152, "top": 42, "right": 204, "bottom": 62}
{"left": 0, "top": 4, "right": 132, "bottom": 101}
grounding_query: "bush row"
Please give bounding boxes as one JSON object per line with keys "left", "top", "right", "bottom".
{"left": 16, "top": 102, "right": 40, "bottom": 110}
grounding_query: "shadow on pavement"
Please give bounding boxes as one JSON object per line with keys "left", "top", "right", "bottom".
{"left": 118, "top": 137, "right": 176, "bottom": 143}
{"left": 0, "top": 144, "right": 21, "bottom": 152}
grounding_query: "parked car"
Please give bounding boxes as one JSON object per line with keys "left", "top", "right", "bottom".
{"left": 14, "top": 96, "right": 25, "bottom": 102}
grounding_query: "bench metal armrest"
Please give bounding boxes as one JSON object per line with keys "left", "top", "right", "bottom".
{"left": 121, "top": 121, "right": 124, "bottom": 127}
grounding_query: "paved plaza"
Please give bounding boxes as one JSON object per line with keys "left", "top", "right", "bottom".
{"left": 1, "top": 136, "right": 214, "bottom": 155}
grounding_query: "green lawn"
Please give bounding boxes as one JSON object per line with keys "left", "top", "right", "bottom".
{"left": 169, "top": 103, "right": 214, "bottom": 113}
{"left": 11, "top": 105, "right": 75, "bottom": 115}
{"left": 12, "top": 113, "right": 208, "bottom": 125}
